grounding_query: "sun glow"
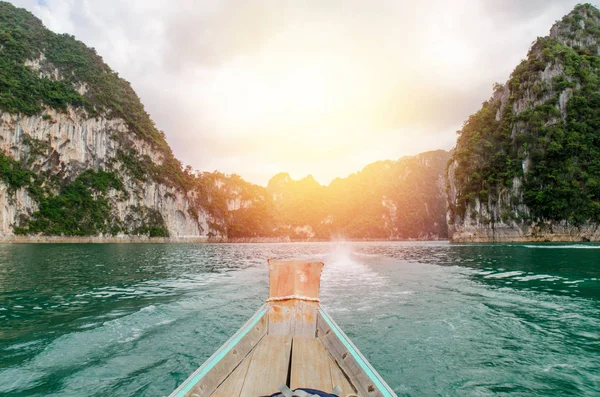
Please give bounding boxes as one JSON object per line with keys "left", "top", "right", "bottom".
{"left": 188, "top": 47, "right": 450, "bottom": 184}
{"left": 202, "top": 58, "right": 357, "bottom": 131}
{"left": 23, "top": 0, "right": 579, "bottom": 185}
{"left": 176, "top": 2, "right": 496, "bottom": 185}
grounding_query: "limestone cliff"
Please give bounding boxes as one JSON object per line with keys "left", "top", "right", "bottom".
{"left": 0, "top": 2, "right": 218, "bottom": 240}
{"left": 0, "top": 108, "right": 215, "bottom": 240}
{"left": 447, "top": 4, "right": 600, "bottom": 242}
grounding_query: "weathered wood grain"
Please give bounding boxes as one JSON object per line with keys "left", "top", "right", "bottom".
{"left": 268, "top": 300, "right": 319, "bottom": 338}
{"left": 290, "top": 337, "right": 333, "bottom": 390}
{"left": 239, "top": 335, "right": 292, "bottom": 397}
{"left": 329, "top": 357, "right": 358, "bottom": 397}
{"left": 211, "top": 351, "right": 253, "bottom": 397}
{"left": 268, "top": 260, "right": 323, "bottom": 300}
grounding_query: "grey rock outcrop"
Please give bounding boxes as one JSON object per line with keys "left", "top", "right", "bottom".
{"left": 0, "top": 107, "right": 215, "bottom": 240}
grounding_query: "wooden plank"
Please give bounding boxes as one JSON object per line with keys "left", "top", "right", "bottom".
{"left": 268, "top": 260, "right": 324, "bottom": 300}
{"left": 184, "top": 313, "right": 268, "bottom": 397}
{"left": 290, "top": 337, "right": 333, "bottom": 390}
{"left": 317, "top": 312, "right": 385, "bottom": 397}
{"left": 268, "top": 300, "right": 319, "bottom": 337}
{"left": 239, "top": 335, "right": 292, "bottom": 397}
{"left": 329, "top": 357, "right": 358, "bottom": 397}
{"left": 267, "top": 260, "right": 323, "bottom": 339}
{"left": 211, "top": 351, "right": 254, "bottom": 397}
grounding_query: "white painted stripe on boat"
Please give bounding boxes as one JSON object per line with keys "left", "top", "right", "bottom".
{"left": 170, "top": 305, "right": 268, "bottom": 397}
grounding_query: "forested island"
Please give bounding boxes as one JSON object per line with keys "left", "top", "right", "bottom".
{"left": 448, "top": 3, "right": 600, "bottom": 242}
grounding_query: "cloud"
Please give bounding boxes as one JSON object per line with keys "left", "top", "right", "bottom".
{"left": 7, "top": 0, "right": 596, "bottom": 185}
{"left": 481, "top": 0, "right": 572, "bottom": 23}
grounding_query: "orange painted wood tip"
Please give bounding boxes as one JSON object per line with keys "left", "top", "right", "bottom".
{"left": 267, "top": 259, "right": 324, "bottom": 300}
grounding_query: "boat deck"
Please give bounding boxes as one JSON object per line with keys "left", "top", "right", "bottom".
{"left": 172, "top": 260, "right": 395, "bottom": 397}
{"left": 212, "top": 335, "right": 355, "bottom": 397}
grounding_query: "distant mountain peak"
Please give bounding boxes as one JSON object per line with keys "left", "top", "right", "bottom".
{"left": 266, "top": 172, "right": 292, "bottom": 190}
{"left": 300, "top": 174, "right": 319, "bottom": 184}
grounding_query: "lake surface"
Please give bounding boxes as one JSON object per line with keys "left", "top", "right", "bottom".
{"left": 0, "top": 242, "right": 599, "bottom": 396}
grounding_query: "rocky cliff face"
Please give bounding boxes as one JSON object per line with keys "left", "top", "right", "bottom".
{"left": 0, "top": 3, "right": 218, "bottom": 240}
{"left": 447, "top": 4, "right": 600, "bottom": 242}
{"left": 0, "top": 108, "right": 213, "bottom": 240}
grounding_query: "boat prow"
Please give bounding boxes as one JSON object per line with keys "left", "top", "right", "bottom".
{"left": 170, "top": 259, "right": 396, "bottom": 397}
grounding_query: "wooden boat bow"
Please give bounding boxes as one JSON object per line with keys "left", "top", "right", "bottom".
{"left": 170, "top": 259, "right": 396, "bottom": 397}
{"left": 266, "top": 259, "right": 323, "bottom": 338}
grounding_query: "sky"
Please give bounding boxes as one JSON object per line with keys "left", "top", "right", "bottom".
{"left": 8, "top": 0, "right": 596, "bottom": 185}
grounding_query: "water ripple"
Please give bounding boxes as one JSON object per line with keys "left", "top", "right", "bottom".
{"left": 0, "top": 242, "right": 598, "bottom": 396}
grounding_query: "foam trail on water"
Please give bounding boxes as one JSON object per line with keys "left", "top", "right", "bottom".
{"left": 319, "top": 241, "right": 393, "bottom": 314}
{"left": 322, "top": 242, "right": 386, "bottom": 287}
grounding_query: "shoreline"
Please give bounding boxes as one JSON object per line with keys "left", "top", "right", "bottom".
{"left": 0, "top": 235, "right": 216, "bottom": 244}
{"left": 450, "top": 236, "right": 599, "bottom": 243}
{"left": 449, "top": 232, "right": 600, "bottom": 243}
{"left": 0, "top": 235, "right": 449, "bottom": 244}
{"left": 1, "top": 235, "right": 598, "bottom": 244}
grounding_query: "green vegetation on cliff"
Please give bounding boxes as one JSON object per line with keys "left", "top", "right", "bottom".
{"left": 186, "top": 150, "right": 450, "bottom": 241}
{"left": 450, "top": 3, "right": 600, "bottom": 227}
{"left": 0, "top": 2, "right": 167, "bottom": 149}
{"left": 0, "top": 149, "right": 146, "bottom": 237}
{"left": 14, "top": 169, "right": 127, "bottom": 236}
{"left": 2, "top": 154, "right": 170, "bottom": 237}
{"left": 194, "top": 172, "right": 278, "bottom": 238}
{"left": 0, "top": 1, "right": 191, "bottom": 191}
{"left": 0, "top": 2, "right": 181, "bottom": 237}
{"left": 268, "top": 150, "right": 450, "bottom": 240}
{"left": 0, "top": 150, "right": 35, "bottom": 190}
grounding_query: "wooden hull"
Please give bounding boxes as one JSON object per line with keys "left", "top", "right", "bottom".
{"left": 170, "top": 260, "right": 396, "bottom": 397}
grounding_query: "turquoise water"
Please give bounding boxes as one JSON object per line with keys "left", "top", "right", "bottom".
{"left": 0, "top": 242, "right": 599, "bottom": 396}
